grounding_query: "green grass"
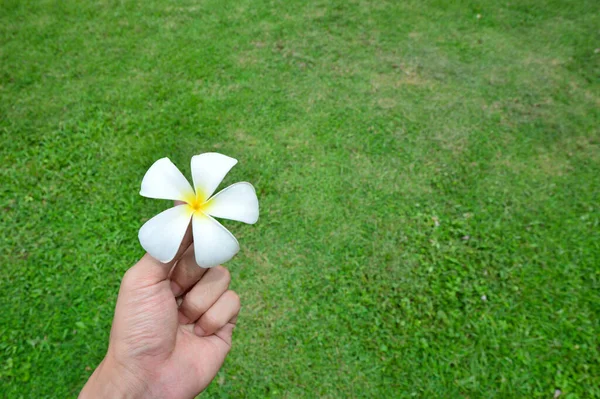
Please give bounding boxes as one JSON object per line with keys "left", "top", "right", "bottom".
{"left": 1, "top": 0, "right": 599, "bottom": 397}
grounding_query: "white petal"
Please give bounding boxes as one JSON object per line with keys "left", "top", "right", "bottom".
{"left": 140, "top": 158, "right": 195, "bottom": 202}
{"left": 192, "top": 213, "right": 240, "bottom": 268}
{"left": 139, "top": 205, "right": 193, "bottom": 263}
{"left": 205, "top": 182, "right": 259, "bottom": 224}
{"left": 190, "top": 153, "right": 238, "bottom": 202}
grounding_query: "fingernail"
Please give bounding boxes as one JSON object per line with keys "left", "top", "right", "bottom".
{"left": 194, "top": 325, "right": 207, "bottom": 337}
{"left": 170, "top": 281, "right": 182, "bottom": 297}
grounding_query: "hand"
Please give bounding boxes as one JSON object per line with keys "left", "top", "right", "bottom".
{"left": 80, "top": 226, "right": 240, "bottom": 399}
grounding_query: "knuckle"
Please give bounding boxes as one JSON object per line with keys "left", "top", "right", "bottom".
{"left": 227, "top": 290, "right": 241, "bottom": 309}
{"left": 121, "top": 267, "right": 138, "bottom": 288}
{"left": 182, "top": 296, "right": 206, "bottom": 318}
{"left": 200, "top": 313, "right": 221, "bottom": 332}
{"left": 216, "top": 266, "right": 231, "bottom": 285}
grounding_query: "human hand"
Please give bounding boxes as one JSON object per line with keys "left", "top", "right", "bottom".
{"left": 80, "top": 224, "right": 240, "bottom": 398}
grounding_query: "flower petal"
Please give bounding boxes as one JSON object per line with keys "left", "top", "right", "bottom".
{"left": 140, "top": 158, "right": 195, "bottom": 202}
{"left": 204, "top": 182, "right": 259, "bottom": 224}
{"left": 192, "top": 213, "right": 240, "bottom": 268}
{"left": 191, "top": 153, "right": 238, "bottom": 202}
{"left": 139, "top": 205, "right": 193, "bottom": 263}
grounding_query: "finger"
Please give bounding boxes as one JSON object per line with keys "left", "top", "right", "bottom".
{"left": 194, "top": 290, "right": 240, "bottom": 337}
{"left": 178, "top": 266, "right": 231, "bottom": 324}
{"left": 169, "top": 245, "right": 207, "bottom": 297}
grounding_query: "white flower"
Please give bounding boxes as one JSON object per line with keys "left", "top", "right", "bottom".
{"left": 138, "top": 152, "right": 259, "bottom": 268}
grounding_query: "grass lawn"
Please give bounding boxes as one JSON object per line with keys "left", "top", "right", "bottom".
{"left": 1, "top": 0, "right": 599, "bottom": 397}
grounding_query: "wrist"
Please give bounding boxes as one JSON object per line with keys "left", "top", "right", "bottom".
{"left": 79, "top": 355, "right": 147, "bottom": 399}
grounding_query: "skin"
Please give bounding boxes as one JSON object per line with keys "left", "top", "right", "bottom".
{"left": 80, "top": 219, "right": 240, "bottom": 398}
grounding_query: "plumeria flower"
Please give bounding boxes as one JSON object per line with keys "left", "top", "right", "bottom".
{"left": 138, "top": 153, "right": 259, "bottom": 268}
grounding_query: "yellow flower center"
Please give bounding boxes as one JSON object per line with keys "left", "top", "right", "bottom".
{"left": 184, "top": 192, "right": 207, "bottom": 214}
